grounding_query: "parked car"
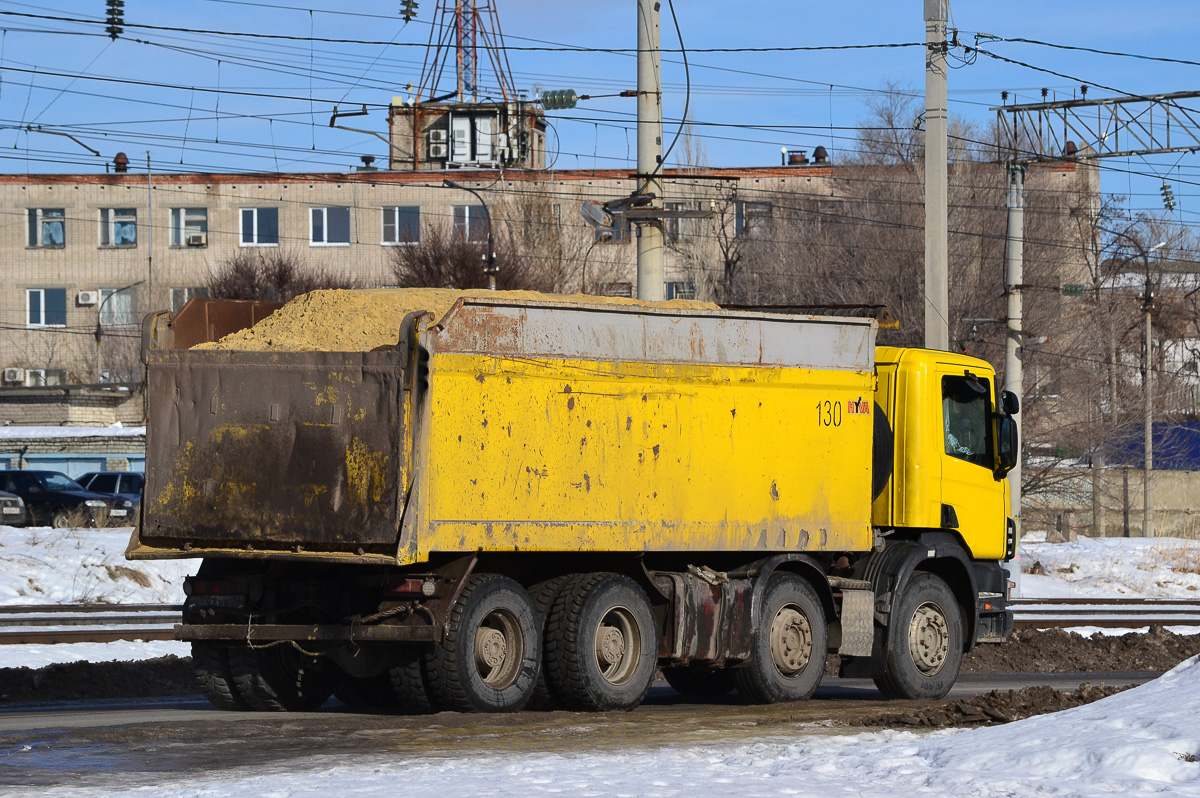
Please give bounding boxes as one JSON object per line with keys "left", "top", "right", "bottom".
{"left": 76, "top": 471, "right": 145, "bottom": 510}
{"left": 0, "top": 470, "right": 133, "bottom": 528}
{"left": 0, "top": 490, "right": 28, "bottom": 527}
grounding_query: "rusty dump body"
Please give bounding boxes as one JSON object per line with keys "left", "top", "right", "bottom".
{"left": 133, "top": 295, "right": 878, "bottom": 565}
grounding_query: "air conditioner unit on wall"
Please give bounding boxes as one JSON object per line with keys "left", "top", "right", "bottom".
{"left": 77, "top": 290, "right": 100, "bottom": 306}
{"left": 428, "top": 129, "right": 447, "bottom": 144}
{"left": 186, "top": 233, "right": 207, "bottom": 247}
{"left": 428, "top": 142, "right": 448, "bottom": 159}
{"left": 2, "top": 367, "right": 24, "bottom": 384}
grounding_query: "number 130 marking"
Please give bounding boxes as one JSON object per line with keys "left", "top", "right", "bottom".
{"left": 816, "top": 399, "right": 842, "bottom": 427}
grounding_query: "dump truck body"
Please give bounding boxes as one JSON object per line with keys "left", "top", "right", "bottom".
{"left": 131, "top": 292, "right": 1016, "bottom": 714}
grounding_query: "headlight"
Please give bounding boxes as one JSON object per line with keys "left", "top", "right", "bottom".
{"left": 84, "top": 500, "right": 106, "bottom": 508}
{"left": 122, "top": 500, "right": 133, "bottom": 508}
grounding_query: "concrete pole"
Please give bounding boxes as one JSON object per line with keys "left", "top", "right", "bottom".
{"left": 1144, "top": 280, "right": 1154, "bottom": 537}
{"left": 1004, "top": 162, "right": 1024, "bottom": 595}
{"left": 635, "top": 0, "right": 664, "bottom": 301}
{"left": 923, "top": 0, "right": 949, "bottom": 350}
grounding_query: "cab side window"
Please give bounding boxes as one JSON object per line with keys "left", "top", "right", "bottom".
{"left": 942, "top": 376, "right": 991, "bottom": 469}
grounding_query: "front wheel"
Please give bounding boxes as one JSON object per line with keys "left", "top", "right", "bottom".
{"left": 873, "top": 572, "right": 963, "bottom": 700}
{"left": 735, "top": 574, "right": 827, "bottom": 704}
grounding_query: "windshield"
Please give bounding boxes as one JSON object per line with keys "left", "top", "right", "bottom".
{"left": 41, "top": 473, "right": 85, "bottom": 492}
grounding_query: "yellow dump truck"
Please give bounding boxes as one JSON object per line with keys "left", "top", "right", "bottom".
{"left": 132, "top": 293, "right": 1017, "bottom": 713}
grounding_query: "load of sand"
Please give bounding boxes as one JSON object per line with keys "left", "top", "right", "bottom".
{"left": 194, "top": 288, "right": 717, "bottom": 352}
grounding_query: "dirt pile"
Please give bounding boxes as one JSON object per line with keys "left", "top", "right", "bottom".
{"left": 0, "top": 656, "right": 196, "bottom": 704}
{"left": 962, "top": 626, "right": 1200, "bottom": 673}
{"left": 196, "top": 288, "right": 718, "bottom": 352}
{"left": 853, "top": 683, "right": 1129, "bottom": 729}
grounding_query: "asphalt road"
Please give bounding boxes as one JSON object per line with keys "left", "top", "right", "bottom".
{"left": 0, "top": 671, "right": 1158, "bottom": 789}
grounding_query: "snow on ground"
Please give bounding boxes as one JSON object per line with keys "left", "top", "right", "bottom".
{"left": 1021, "top": 533, "right": 1200, "bottom": 599}
{"left": 13, "top": 655, "right": 1200, "bottom": 798}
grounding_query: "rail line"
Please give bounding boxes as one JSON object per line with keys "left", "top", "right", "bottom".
{"left": 0, "top": 598, "right": 1197, "bottom": 644}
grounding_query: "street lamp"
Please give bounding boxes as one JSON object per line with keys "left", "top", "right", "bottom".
{"left": 94, "top": 279, "right": 146, "bottom": 382}
{"left": 442, "top": 180, "right": 497, "bottom": 291}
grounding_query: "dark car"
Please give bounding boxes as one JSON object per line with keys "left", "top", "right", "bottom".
{"left": 0, "top": 470, "right": 133, "bottom": 528}
{"left": 76, "top": 471, "right": 145, "bottom": 510}
{"left": 0, "top": 490, "right": 28, "bottom": 527}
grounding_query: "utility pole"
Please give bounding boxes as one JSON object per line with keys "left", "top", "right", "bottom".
{"left": 1142, "top": 240, "right": 1165, "bottom": 536}
{"left": 635, "top": 0, "right": 664, "bottom": 301}
{"left": 923, "top": 0, "right": 949, "bottom": 351}
{"left": 1004, "top": 163, "right": 1025, "bottom": 575}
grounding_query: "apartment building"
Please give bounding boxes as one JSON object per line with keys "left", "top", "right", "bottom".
{"left": 0, "top": 156, "right": 1097, "bottom": 389}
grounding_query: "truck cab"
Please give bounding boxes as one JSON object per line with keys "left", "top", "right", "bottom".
{"left": 873, "top": 347, "right": 1017, "bottom": 560}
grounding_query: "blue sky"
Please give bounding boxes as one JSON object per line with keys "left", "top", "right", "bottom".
{"left": 0, "top": 1, "right": 1198, "bottom": 218}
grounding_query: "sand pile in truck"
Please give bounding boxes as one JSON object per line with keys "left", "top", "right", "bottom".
{"left": 194, "top": 288, "right": 717, "bottom": 352}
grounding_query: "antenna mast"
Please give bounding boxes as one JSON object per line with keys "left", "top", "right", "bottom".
{"left": 418, "top": 1, "right": 516, "bottom": 104}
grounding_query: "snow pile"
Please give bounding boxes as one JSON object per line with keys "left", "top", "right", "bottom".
{"left": 0, "top": 527, "right": 191, "bottom": 605}
{"left": 1022, "top": 534, "right": 1200, "bottom": 598}
{"left": 22, "top": 656, "right": 1199, "bottom": 797}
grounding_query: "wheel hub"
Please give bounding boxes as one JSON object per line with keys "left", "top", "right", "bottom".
{"left": 475, "top": 627, "right": 508, "bottom": 670}
{"left": 908, "top": 601, "right": 950, "bottom": 675}
{"left": 594, "top": 606, "right": 641, "bottom": 685}
{"left": 473, "top": 608, "right": 523, "bottom": 689}
{"left": 769, "top": 605, "right": 812, "bottom": 676}
{"left": 597, "top": 626, "right": 626, "bottom": 665}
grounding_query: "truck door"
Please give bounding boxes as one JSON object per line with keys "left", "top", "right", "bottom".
{"left": 938, "top": 371, "right": 1006, "bottom": 560}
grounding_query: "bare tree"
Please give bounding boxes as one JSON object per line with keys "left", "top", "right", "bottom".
{"left": 208, "top": 250, "right": 359, "bottom": 302}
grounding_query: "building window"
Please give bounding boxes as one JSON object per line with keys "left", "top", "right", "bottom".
{"left": 99, "top": 287, "right": 139, "bottom": 327}
{"left": 382, "top": 206, "right": 420, "bottom": 245}
{"left": 311, "top": 206, "right": 350, "bottom": 246}
{"left": 99, "top": 208, "right": 138, "bottom": 247}
{"left": 449, "top": 114, "right": 499, "bottom": 164}
{"left": 240, "top": 207, "right": 279, "bottom": 246}
{"left": 735, "top": 201, "right": 771, "bottom": 236}
{"left": 664, "top": 281, "right": 696, "bottom": 300}
{"left": 602, "top": 282, "right": 634, "bottom": 298}
{"left": 28, "top": 208, "right": 65, "bottom": 247}
{"left": 27, "top": 288, "right": 67, "bottom": 327}
{"left": 453, "top": 205, "right": 487, "bottom": 242}
{"left": 171, "top": 208, "right": 208, "bottom": 246}
{"left": 171, "top": 286, "right": 210, "bottom": 312}
{"left": 665, "top": 201, "right": 695, "bottom": 242}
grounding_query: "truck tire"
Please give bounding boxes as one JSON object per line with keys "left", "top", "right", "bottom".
{"left": 735, "top": 574, "right": 826, "bottom": 704}
{"left": 526, "top": 574, "right": 578, "bottom": 710}
{"left": 874, "top": 573, "right": 963, "bottom": 701}
{"left": 422, "top": 574, "right": 539, "bottom": 713}
{"left": 388, "top": 645, "right": 439, "bottom": 714}
{"left": 228, "top": 644, "right": 335, "bottom": 712}
{"left": 662, "top": 666, "right": 736, "bottom": 697}
{"left": 544, "top": 573, "right": 658, "bottom": 712}
{"left": 191, "top": 642, "right": 250, "bottom": 711}
{"left": 333, "top": 671, "right": 399, "bottom": 709}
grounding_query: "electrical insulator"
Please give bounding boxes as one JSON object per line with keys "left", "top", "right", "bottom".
{"left": 1161, "top": 181, "right": 1177, "bottom": 212}
{"left": 400, "top": 0, "right": 418, "bottom": 22}
{"left": 541, "top": 90, "right": 578, "bottom": 111}
{"left": 105, "top": 0, "right": 124, "bottom": 40}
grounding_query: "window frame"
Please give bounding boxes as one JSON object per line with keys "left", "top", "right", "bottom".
{"left": 170, "top": 207, "right": 209, "bottom": 247}
{"left": 99, "top": 208, "right": 138, "bottom": 247}
{"left": 382, "top": 206, "right": 421, "bottom": 246}
{"left": 941, "top": 375, "right": 993, "bottom": 469}
{"left": 735, "top": 201, "right": 772, "bottom": 237}
{"left": 309, "top": 206, "right": 351, "bottom": 247}
{"left": 26, "top": 288, "right": 68, "bottom": 328}
{"left": 28, "top": 208, "right": 66, "bottom": 248}
{"left": 98, "top": 287, "right": 140, "bottom": 328}
{"left": 452, "top": 205, "right": 488, "bottom": 243}
{"left": 240, "top": 207, "right": 280, "bottom": 247}
{"left": 170, "top": 286, "right": 210, "bottom": 312}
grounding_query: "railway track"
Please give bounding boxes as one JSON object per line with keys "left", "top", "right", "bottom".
{"left": 0, "top": 598, "right": 1197, "bottom": 645}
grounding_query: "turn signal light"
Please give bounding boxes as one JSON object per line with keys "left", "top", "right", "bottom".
{"left": 386, "top": 577, "right": 439, "bottom": 597}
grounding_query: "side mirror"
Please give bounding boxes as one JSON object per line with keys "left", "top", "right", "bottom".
{"left": 1000, "top": 390, "right": 1020, "bottom": 416}
{"left": 996, "top": 416, "right": 1018, "bottom": 474}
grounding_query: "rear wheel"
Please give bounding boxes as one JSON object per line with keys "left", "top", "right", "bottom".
{"left": 422, "top": 574, "right": 539, "bottom": 713}
{"left": 662, "top": 666, "right": 736, "bottom": 697}
{"left": 228, "top": 644, "right": 336, "bottom": 712}
{"left": 191, "top": 642, "right": 250, "bottom": 711}
{"left": 735, "top": 574, "right": 826, "bottom": 704}
{"left": 388, "top": 645, "right": 439, "bottom": 714}
{"left": 544, "top": 573, "right": 658, "bottom": 712}
{"left": 526, "top": 574, "right": 578, "bottom": 710}
{"left": 874, "top": 573, "right": 963, "bottom": 700}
